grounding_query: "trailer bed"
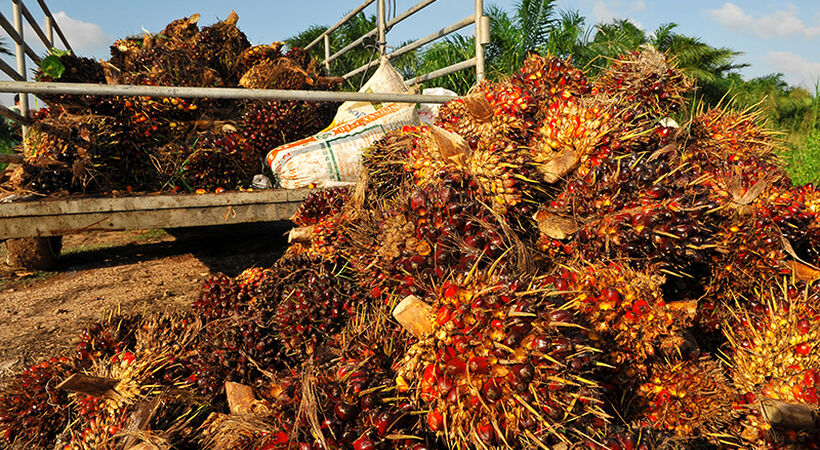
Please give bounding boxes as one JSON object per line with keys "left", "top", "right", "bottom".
{"left": 0, "top": 189, "right": 311, "bottom": 239}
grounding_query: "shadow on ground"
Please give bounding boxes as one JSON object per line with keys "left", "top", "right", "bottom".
{"left": 57, "top": 221, "right": 293, "bottom": 276}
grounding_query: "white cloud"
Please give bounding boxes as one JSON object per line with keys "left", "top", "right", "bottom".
{"left": 592, "top": 1, "right": 618, "bottom": 23}
{"left": 633, "top": 1, "right": 647, "bottom": 11}
{"left": 707, "top": 2, "right": 820, "bottom": 38}
{"left": 765, "top": 51, "right": 820, "bottom": 87}
{"left": 591, "top": 1, "right": 642, "bottom": 28}
{"left": 52, "top": 11, "right": 113, "bottom": 55}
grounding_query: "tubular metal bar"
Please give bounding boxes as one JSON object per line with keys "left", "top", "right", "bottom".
{"left": 35, "top": 0, "right": 70, "bottom": 50}
{"left": 405, "top": 57, "right": 476, "bottom": 86}
{"left": 475, "top": 0, "right": 485, "bottom": 81}
{"left": 305, "top": 0, "right": 376, "bottom": 50}
{"left": 0, "top": 12, "right": 42, "bottom": 64}
{"left": 343, "top": 15, "right": 473, "bottom": 80}
{"left": 12, "top": 0, "right": 28, "bottom": 148}
{"left": 377, "top": 0, "right": 386, "bottom": 57}
{"left": 323, "top": 34, "right": 331, "bottom": 73}
{"left": 326, "top": 0, "right": 436, "bottom": 66}
{"left": 0, "top": 58, "right": 25, "bottom": 81}
{"left": 0, "top": 81, "right": 458, "bottom": 104}
{"left": 20, "top": 2, "right": 51, "bottom": 49}
{"left": 45, "top": 15, "right": 53, "bottom": 45}
{"left": 0, "top": 103, "right": 32, "bottom": 125}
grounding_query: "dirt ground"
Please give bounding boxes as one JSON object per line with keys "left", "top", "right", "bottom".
{"left": 0, "top": 222, "right": 292, "bottom": 379}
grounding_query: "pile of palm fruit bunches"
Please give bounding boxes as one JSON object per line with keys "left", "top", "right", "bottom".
{"left": 12, "top": 11, "right": 339, "bottom": 195}
{"left": 3, "top": 45, "right": 820, "bottom": 449}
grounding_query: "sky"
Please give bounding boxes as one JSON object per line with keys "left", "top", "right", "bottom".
{"left": 1, "top": 0, "right": 819, "bottom": 107}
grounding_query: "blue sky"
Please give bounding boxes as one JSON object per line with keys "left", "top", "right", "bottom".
{"left": 1, "top": 0, "right": 819, "bottom": 106}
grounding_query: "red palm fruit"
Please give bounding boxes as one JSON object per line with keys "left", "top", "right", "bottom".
{"left": 795, "top": 342, "right": 812, "bottom": 356}
{"left": 469, "top": 357, "right": 491, "bottom": 375}
{"left": 481, "top": 379, "right": 502, "bottom": 403}
{"left": 477, "top": 422, "right": 496, "bottom": 444}
{"left": 427, "top": 410, "right": 444, "bottom": 431}
{"left": 352, "top": 434, "right": 376, "bottom": 450}
{"left": 446, "top": 357, "right": 467, "bottom": 375}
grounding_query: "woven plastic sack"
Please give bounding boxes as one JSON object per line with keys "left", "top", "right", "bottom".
{"left": 266, "top": 102, "right": 418, "bottom": 189}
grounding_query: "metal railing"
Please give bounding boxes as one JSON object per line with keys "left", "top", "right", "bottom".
{"left": 0, "top": 80, "right": 457, "bottom": 104}
{"left": 0, "top": 0, "right": 72, "bottom": 136}
{"left": 306, "top": 0, "right": 489, "bottom": 86}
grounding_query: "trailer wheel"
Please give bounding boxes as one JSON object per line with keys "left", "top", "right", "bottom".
{"left": 3, "top": 236, "right": 62, "bottom": 270}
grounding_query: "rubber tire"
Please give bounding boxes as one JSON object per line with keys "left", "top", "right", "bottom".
{"left": 3, "top": 236, "right": 62, "bottom": 270}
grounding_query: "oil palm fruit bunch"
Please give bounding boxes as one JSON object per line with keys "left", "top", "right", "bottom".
{"left": 239, "top": 56, "right": 315, "bottom": 90}
{"left": 477, "top": 79, "right": 536, "bottom": 141}
{"left": 594, "top": 45, "right": 693, "bottom": 118}
{"left": 180, "top": 132, "right": 257, "bottom": 191}
{"left": 73, "top": 312, "right": 142, "bottom": 367}
{"left": 690, "top": 105, "right": 781, "bottom": 164}
{"left": 288, "top": 210, "right": 355, "bottom": 263}
{"left": 435, "top": 81, "right": 534, "bottom": 150}
{"left": 356, "top": 168, "right": 515, "bottom": 300}
{"left": 292, "top": 186, "right": 352, "bottom": 227}
{"left": 36, "top": 54, "right": 107, "bottom": 113}
{"left": 260, "top": 260, "right": 363, "bottom": 358}
{"left": 240, "top": 99, "right": 338, "bottom": 158}
{"left": 706, "top": 184, "right": 820, "bottom": 328}
{"left": 344, "top": 203, "right": 418, "bottom": 299}
{"left": 555, "top": 262, "right": 695, "bottom": 371}
{"left": 466, "top": 136, "right": 543, "bottom": 215}
{"left": 193, "top": 273, "right": 254, "bottom": 321}
{"left": 236, "top": 266, "right": 275, "bottom": 293}
{"left": 633, "top": 356, "right": 739, "bottom": 443}
{"left": 236, "top": 42, "right": 284, "bottom": 74}
{"left": 759, "top": 184, "right": 820, "bottom": 267}
{"left": 0, "top": 356, "right": 74, "bottom": 447}
{"left": 64, "top": 347, "right": 187, "bottom": 450}
{"left": 360, "top": 129, "right": 417, "bottom": 202}
{"left": 20, "top": 120, "right": 77, "bottom": 193}
{"left": 21, "top": 114, "right": 145, "bottom": 194}
{"left": 545, "top": 146, "right": 681, "bottom": 218}
{"left": 284, "top": 47, "right": 314, "bottom": 72}
{"left": 396, "top": 271, "right": 607, "bottom": 448}
{"left": 725, "top": 282, "right": 820, "bottom": 406}
{"left": 403, "top": 126, "right": 462, "bottom": 188}
{"left": 301, "top": 345, "right": 423, "bottom": 449}
{"left": 531, "top": 91, "right": 612, "bottom": 183}
{"left": 187, "top": 314, "right": 289, "bottom": 397}
{"left": 108, "top": 38, "right": 142, "bottom": 72}
{"left": 157, "top": 13, "right": 200, "bottom": 50}
{"left": 434, "top": 96, "right": 497, "bottom": 148}
{"left": 192, "top": 11, "right": 250, "bottom": 83}
{"left": 517, "top": 53, "right": 591, "bottom": 105}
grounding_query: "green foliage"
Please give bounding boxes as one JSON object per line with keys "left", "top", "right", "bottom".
{"left": 0, "top": 135, "right": 16, "bottom": 172}
{"left": 286, "top": 13, "right": 417, "bottom": 91}
{"left": 0, "top": 38, "right": 12, "bottom": 57}
{"left": 785, "top": 130, "right": 820, "bottom": 185}
{"left": 38, "top": 48, "right": 72, "bottom": 80}
{"left": 412, "top": 34, "right": 477, "bottom": 93}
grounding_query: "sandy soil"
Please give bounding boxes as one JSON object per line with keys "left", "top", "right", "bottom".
{"left": 0, "top": 223, "right": 291, "bottom": 379}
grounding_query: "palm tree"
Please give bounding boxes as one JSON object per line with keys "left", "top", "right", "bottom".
{"left": 0, "top": 38, "right": 12, "bottom": 56}
{"left": 412, "top": 34, "right": 476, "bottom": 93}
{"left": 485, "top": 0, "right": 558, "bottom": 78}
{"left": 543, "top": 10, "right": 589, "bottom": 61}
{"left": 586, "top": 19, "right": 645, "bottom": 65}
{"left": 287, "top": 13, "right": 418, "bottom": 91}
{"left": 650, "top": 23, "right": 745, "bottom": 83}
